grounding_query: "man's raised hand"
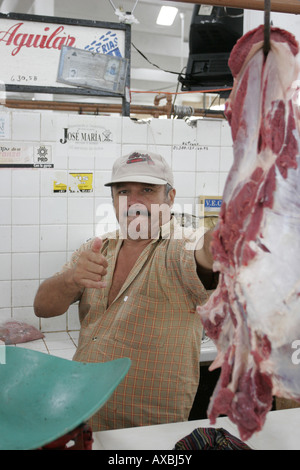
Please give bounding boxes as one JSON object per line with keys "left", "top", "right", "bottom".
{"left": 72, "top": 237, "right": 108, "bottom": 289}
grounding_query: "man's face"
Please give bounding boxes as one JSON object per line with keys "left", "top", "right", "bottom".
{"left": 111, "top": 182, "right": 175, "bottom": 240}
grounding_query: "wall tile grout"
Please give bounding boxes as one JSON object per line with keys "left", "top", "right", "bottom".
{"left": 0, "top": 112, "right": 232, "bottom": 332}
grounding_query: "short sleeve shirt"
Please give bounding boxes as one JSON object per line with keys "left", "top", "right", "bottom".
{"left": 60, "top": 218, "right": 209, "bottom": 431}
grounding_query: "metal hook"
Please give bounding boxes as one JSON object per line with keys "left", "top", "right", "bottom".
{"left": 263, "top": 0, "right": 271, "bottom": 57}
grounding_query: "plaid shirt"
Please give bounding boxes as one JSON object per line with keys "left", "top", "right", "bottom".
{"left": 60, "top": 218, "right": 208, "bottom": 431}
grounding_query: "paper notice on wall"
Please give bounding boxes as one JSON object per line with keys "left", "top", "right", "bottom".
{"left": 0, "top": 143, "right": 31, "bottom": 165}
{"left": 198, "top": 195, "right": 222, "bottom": 230}
{"left": 0, "top": 113, "right": 11, "bottom": 140}
{"left": 69, "top": 173, "right": 93, "bottom": 193}
{"left": 33, "top": 145, "right": 52, "bottom": 167}
{"left": 199, "top": 195, "right": 222, "bottom": 216}
{"left": 53, "top": 172, "right": 93, "bottom": 193}
{"left": 0, "top": 142, "right": 53, "bottom": 167}
{"left": 57, "top": 46, "right": 128, "bottom": 94}
{"left": 53, "top": 181, "right": 67, "bottom": 193}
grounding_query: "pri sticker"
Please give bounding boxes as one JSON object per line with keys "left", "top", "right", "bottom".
{"left": 33, "top": 145, "right": 52, "bottom": 167}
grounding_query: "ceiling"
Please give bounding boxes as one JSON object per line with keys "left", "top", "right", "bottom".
{"left": 1, "top": 1, "right": 298, "bottom": 115}
{"left": 56, "top": 0, "right": 195, "bottom": 102}
{"left": 0, "top": 0, "right": 221, "bottom": 112}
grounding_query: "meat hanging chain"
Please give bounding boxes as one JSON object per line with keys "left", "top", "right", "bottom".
{"left": 198, "top": 25, "right": 300, "bottom": 441}
{"left": 263, "top": 0, "right": 271, "bottom": 57}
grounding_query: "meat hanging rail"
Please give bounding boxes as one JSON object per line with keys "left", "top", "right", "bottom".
{"left": 166, "top": 0, "right": 300, "bottom": 15}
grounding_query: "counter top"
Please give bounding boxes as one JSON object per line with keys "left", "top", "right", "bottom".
{"left": 200, "top": 336, "right": 217, "bottom": 363}
{"left": 93, "top": 408, "right": 300, "bottom": 450}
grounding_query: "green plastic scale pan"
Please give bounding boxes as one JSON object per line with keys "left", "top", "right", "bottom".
{"left": 0, "top": 346, "right": 131, "bottom": 450}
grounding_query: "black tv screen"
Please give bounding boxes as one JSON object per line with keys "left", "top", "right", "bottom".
{"left": 180, "top": 5, "right": 243, "bottom": 95}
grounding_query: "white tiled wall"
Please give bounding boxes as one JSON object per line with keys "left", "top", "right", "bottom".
{"left": 0, "top": 110, "right": 233, "bottom": 333}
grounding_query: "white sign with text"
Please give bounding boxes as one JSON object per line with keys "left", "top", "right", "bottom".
{"left": 0, "top": 16, "right": 126, "bottom": 90}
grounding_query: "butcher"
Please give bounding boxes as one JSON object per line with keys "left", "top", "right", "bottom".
{"left": 34, "top": 150, "right": 217, "bottom": 431}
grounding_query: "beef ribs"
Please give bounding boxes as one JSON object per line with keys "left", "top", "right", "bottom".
{"left": 198, "top": 25, "right": 300, "bottom": 441}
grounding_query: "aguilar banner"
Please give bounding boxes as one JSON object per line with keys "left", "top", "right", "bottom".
{"left": 0, "top": 13, "right": 129, "bottom": 95}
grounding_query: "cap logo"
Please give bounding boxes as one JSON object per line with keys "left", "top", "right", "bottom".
{"left": 126, "top": 152, "right": 155, "bottom": 165}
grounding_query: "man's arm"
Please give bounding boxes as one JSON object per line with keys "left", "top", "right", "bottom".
{"left": 33, "top": 270, "right": 83, "bottom": 318}
{"left": 34, "top": 238, "right": 108, "bottom": 318}
{"left": 195, "top": 229, "right": 214, "bottom": 270}
{"left": 194, "top": 230, "right": 219, "bottom": 290}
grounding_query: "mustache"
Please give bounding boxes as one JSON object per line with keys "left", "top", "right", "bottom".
{"left": 122, "top": 205, "right": 151, "bottom": 217}
{"left": 123, "top": 209, "right": 151, "bottom": 217}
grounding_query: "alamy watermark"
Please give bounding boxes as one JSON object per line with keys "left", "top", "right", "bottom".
{"left": 95, "top": 198, "right": 206, "bottom": 250}
{"left": 291, "top": 340, "right": 300, "bottom": 365}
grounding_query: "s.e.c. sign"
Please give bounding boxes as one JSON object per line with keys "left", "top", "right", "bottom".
{"left": 199, "top": 195, "right": 223, "bottom": 216}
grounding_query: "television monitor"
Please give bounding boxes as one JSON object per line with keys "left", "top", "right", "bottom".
{"left": 180, "top": 5, "right": 243, "bottom": 96}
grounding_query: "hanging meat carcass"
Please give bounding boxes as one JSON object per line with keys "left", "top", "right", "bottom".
{"left": 198, "top": 25, "right": 300, "bottom": 441}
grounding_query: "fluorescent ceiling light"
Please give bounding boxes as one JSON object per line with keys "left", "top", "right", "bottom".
{"left": 156, "top": 6, "right": 178, "bottom": 26}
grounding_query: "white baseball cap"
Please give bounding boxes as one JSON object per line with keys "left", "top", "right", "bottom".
{"left": 104, "top": 151, "right": 174, "bottom": 187}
